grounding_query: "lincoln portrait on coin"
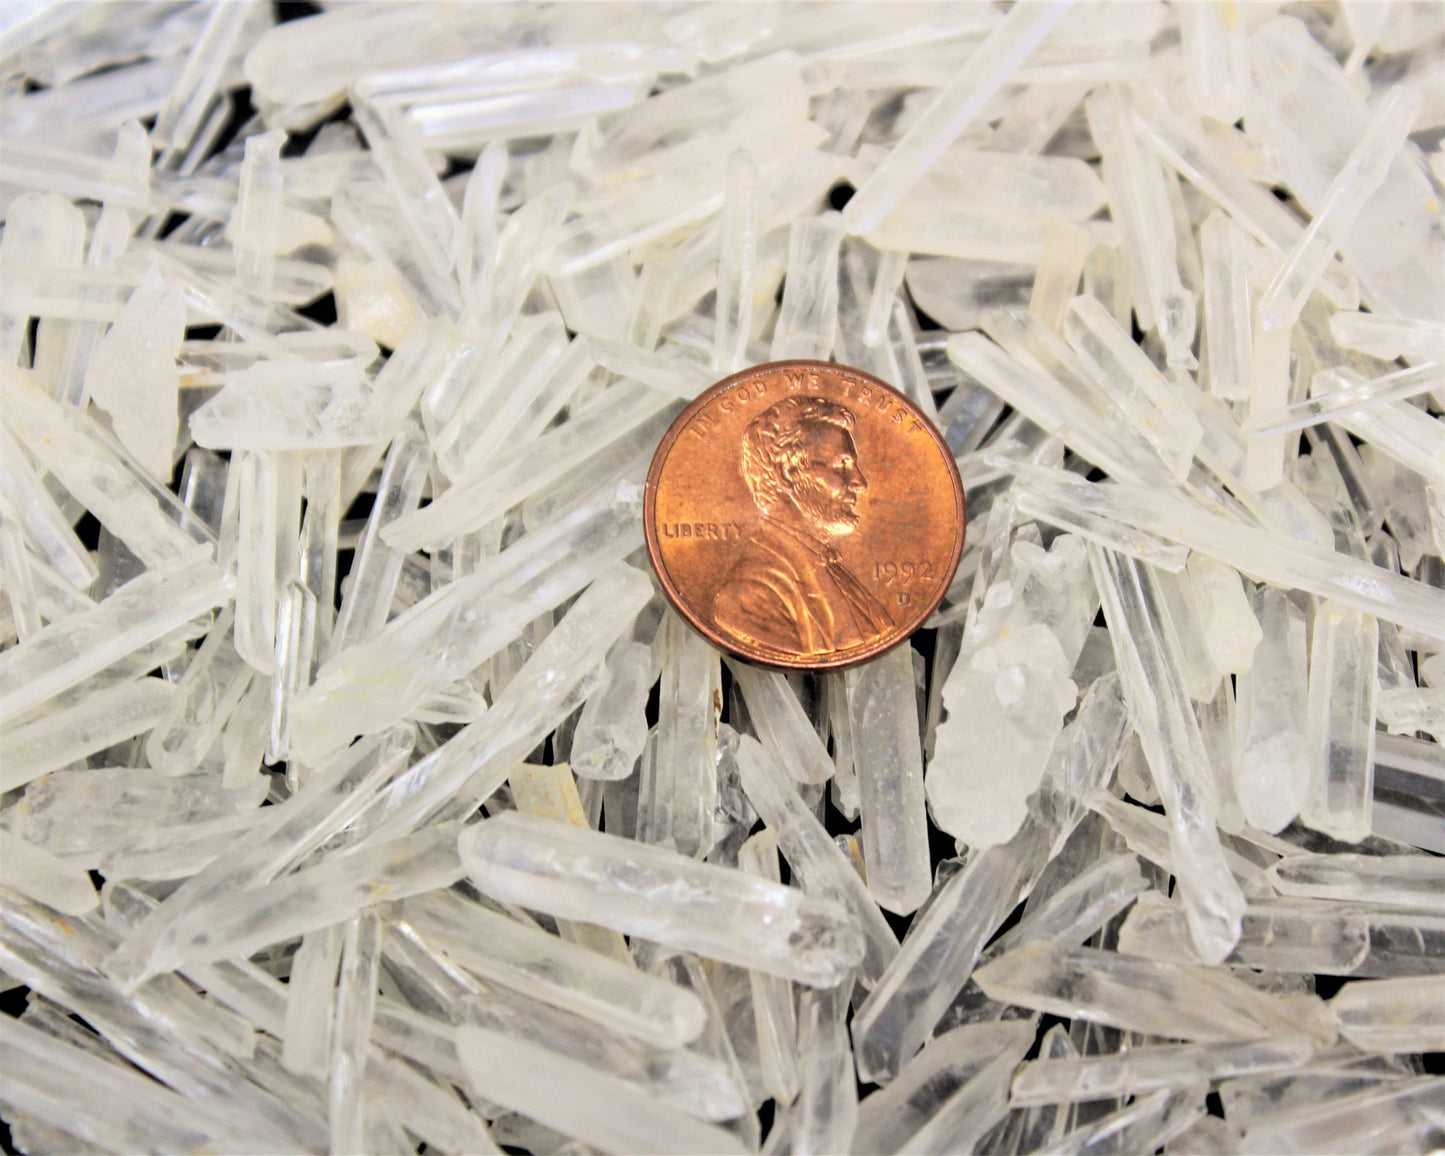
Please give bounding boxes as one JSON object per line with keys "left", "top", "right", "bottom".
{"left": 712, "top": 395, "right": 894, "bottom": 655}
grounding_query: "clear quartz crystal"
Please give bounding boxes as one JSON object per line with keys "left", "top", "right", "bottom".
{"left": 459, "top": 810, "right": 864, "bottom": 987}
{"left": 736, "top": 829, "right": 801, "bottom": 1106}
{"left": 1, "top": 366, "right": 203, "bottom": 567}
{"left": 1303, "top": 600, "right": 1378, "bottom": 843}
{"left": 7, "top": 8, "right": 1445, "bottom": 1145}
{"left": 842, "top": 0, "right": 1070, "bottom": 234}
{"left": 1235, "top": 587, "right": 1310, "bottom": 833}
{"left": 646, "top": 609, "right": 720, "bottom": 858}
{"left": 713, "top": 148, "right": 759, "bottom": 375}
{"left": 1331, "top": 975, "right": 1445, "bottom": 1054}
{"left": 1257, "top": 88, "right": 1422, "bottom": 334}
{"left": 770, "top": 212, "right": 845, "bottom": 361}
{"left": 733, "top": 731, "right": 898, "bottom": 985}
{"left": 1089, "top": 545, "right": 1245, "bottom": 962}
{"left": 570, "top": 639, "right": 653, "bottom": 781}
{"left": 456, "top": 1025, "right": 749, "bottom": 1156}
{"left": 845, "top": 644, "right": 932, "bottom": 915}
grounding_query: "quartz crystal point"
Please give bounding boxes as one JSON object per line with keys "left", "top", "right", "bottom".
{"left": 928, "top": 533, "right": 1093, "bottom": 848}
{"left": 713, "top": 147, "right": 758, "bottom": 376}
{"left": 105, "top": 725, "right": 416, "bottom": 988}
{"left": 350, "top": 562, "right": 650, "bottom": 847}
{"left": 845, "top": 644, "right": 932, "bottom": 915}
{"left": 458, "top": 811, "right": 864, "bottom": 987}
{"left": 160, "top": 825, "right": 462, "bottom": 974}
{"left": 645, "top": 609, "right": 720, "bottom": 858}
{"left": 0, "top": 676, "right": 175, "bottom": 791}
{"left": 1089, "top": 544, "right": 1245, "bottom": 962}
{"left": 1045, "top": 1084, "right": 1206, "bottom": 1156}
{"left": 291, "top": 482, "right": 644, "bottom": 760}
{"left": 792, "top": 982, "right": 856, "bottom": 1156}
{"left": 282, "top": 923, "right": 343, "bottom": 1079}
{"left": 1330, "top": 975, "right": 1445, "bottom": 1054}
{"left": 1303, "top": 600, "right": 1378, "bottom": 843}
{"left": 328, "top": 418, "right": 430, "bottom": 656}
{"left": 402, "top": 892, "right": 705, "bottom": 1046}
{"left": 0, "top": 366, "right": 203, "bottom": 567}
{"left": 0, "top": 829, "right": 98, "bottom": 915}
{"left": 736, "top": 830, "right": 801, "bottom": 1106}
{"left": 733, "top": 731, "right": 898, "bottom": 986}
{"left": 329, "top": 909, "right": 383, "bottom": 1156}
{"left": 1011, "top": 1037, "right": 1318, "bottom": 1106}
{"left": 1062, "top": 294, "right": 1204, "bottom": 478}
{"left": 1257, "top": 88, "right": 1421, "bottom": 334}
{"left": 770, "top": 212, "right": 844, "bottom": 361}
{"left": 841, "top": 0, "right": 1071, "bottom": 234}
{"left": 1084, "top": 85, "right": 1196, "bottom": 367}
{"left": 570, "top": 639, "right": 654, "bottom": 781}
{"left": 84, "top": 264, "right": 185, "bottom": 480}
{"left": 189, "top": 359, "right": 387, "bottom": 452}
{"left": 1239, "top": 1075, "right": 1445, "bottom": 1156}
{"left": 1234, "top": 587, "right": 1311, "bottom": 833}
{"left": 0, "top": 547, "right": 225, "bottom": 726}
{"left": 852, "top": 1021, "right": 1035, "bottom": 1156}
{"left": 1269, "top": 853, "right": 1445, "bottom": 912}
{"left": 973, "top": 943, "right": 1334, "bottom": 1045}
{"left": 852, "top": 673, "right": 1129, "bottom": 1083}
{"left": 1119, "top": 891, "right": 1372, "bottom": 975}
{"left": 727, "top": 661, "right": 835, "bottom": 786}
{"left": 456, "top": 1026, "right": 748, "bottom": 1156}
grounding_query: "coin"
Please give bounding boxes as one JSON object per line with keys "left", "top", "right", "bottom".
{"left": 644, "top": 360, "right": 965, "bottom": 670}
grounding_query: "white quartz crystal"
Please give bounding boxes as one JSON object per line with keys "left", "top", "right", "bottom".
{"left": 4, "top": 7, "right": 1444, "bottom": 1148}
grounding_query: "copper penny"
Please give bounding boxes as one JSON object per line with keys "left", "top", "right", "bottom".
{"left": 644, "top": 360, "right": 965, "bottom": 670}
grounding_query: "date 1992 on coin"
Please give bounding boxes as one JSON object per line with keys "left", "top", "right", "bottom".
{"left": 644, "top": 360, "right": 965, "bottom": 670}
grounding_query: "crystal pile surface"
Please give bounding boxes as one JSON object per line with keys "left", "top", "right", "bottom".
{"left": 0, "top": 2, "right": 1442, "bottom": 1153}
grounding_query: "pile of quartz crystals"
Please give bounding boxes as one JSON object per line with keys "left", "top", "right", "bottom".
{"left": 1, "top": 0, "right": 1444, "bottom": 1152}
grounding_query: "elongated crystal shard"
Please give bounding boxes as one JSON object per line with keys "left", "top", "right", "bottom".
{"left": 1303, "top": 601, "right": 1378, "bottom": 843}
{"left": 1084, "top": 85, "right": 1195, "bottom": 367}
{"left": 1269, "top": 853, "right": 1445, "bottom": 911}
{"left": 282, "top": 924, "right": 343, "bottom": 1079}
{"left": 770, "top": 212, "right": 845, "bottom": 361}
{"left": 329, "top": 910, "right": 383, "bottom": 1155}
{"left": 403, "top": 893, "right": 705, "bottom": 1046}
{"left": 1258, "top": 88, "right": 1421, "bottom": 333}
{"left": 728, "top": 662, "right": 835, "bottom": 785}
{"left": 0, "top": 366, "right": 202, "bottom": 567}
{"left": 329, "top": 420, "right": 430, "bottom": 656}
{"left": 293, "top": 484, "right": 645, "bottom": 759}
{"left": 456, "top": 1026, "right": 749, "bottom": 1156}
{"left": 1011, "top": 1037, "right": 1317, "bottom": 1106}
{"left": 1234, "top": 587, "right": 1310, "bottom": 833}
{"left": 736, "top": 830, "right": 801, "bottom": 1105}
{"left": 570, "top": 640, "right": 653, "bottom": 781}
{"left": 712, "top": 148, "right": 758, "bottom": 375}
{"left": 1331, "top": 975, "right": 1445, "bottom": 1054}
{"left": 845, "top": 645, "right": 932, "bottom": 915}
{"left": 1, "top": 677, "right": 175, "bottom": 791}
{"left": 974, "top": 942, "right": 1333, "bottom": 1044}
{"left": 1088, "top": 545, "right": 1244, "bottom": 962}
{"left": 233, "top": 450, "right": 277, "bottom": 674}
{"left": 842, "top": 0, "right": 1070, "bottom": 233}
{"left": 0, "top": 548, "right": 225, "bottom": 727}
{"left": 106, "top": 726, "right": 415, "bottom": 988}
{"left": 232, "top": 129, "right": 286, "bottom": 297}
{"left": 459, "top": 811, "right": 863, "bottom": 987}
{"left": 646, "top": 610, "right": 720, "bottom": 858}
{"left": 734, "top": 732, "right": 898, "bottom": 985}
{"left": 162, "top": 825, "right": 463, "bottom": 973}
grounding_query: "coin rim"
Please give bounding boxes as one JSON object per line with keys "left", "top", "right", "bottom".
{"left": 643, "top": 359, "right": 966, "bottom": 670}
